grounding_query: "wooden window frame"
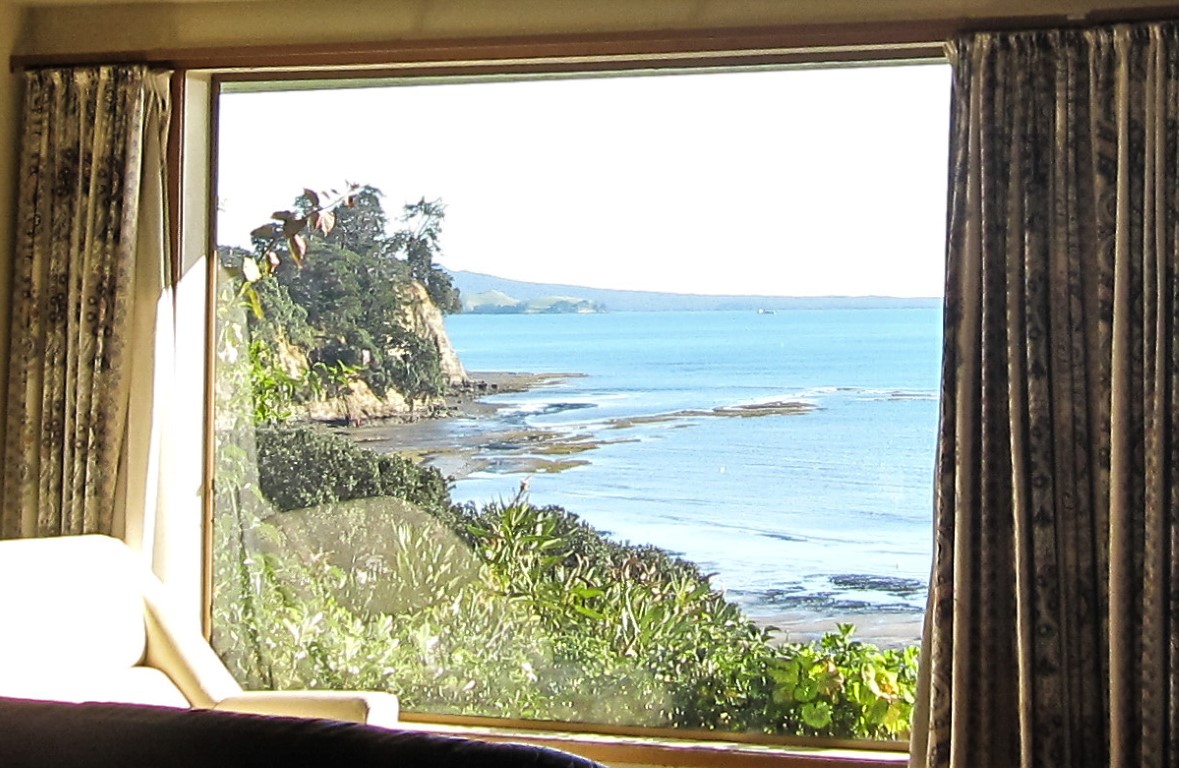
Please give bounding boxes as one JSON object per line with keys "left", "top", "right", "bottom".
{"left": 197, "top": 51, "right": 935, "bottom": 768}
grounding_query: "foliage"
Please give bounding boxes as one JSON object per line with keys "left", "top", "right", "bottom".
{"left": 459, "top": 491, "right": 779, "bottom": 730}
{"left": 248, "top": 340, "right": 302, "bottom": 424}
{"left": 231, "top": 184, "right": 359, "bottom": 319}
{"left": 245, "top": 339, "right": 358, "bottom": 425}
{"left": 268, "top": 239, "right": 411, "bottom": 397}
{"left": 766, "top": 624, "right": 918, "bottom": 739}
{"left": 305, "top": 184, "right": 390, "bottom": 258}
{"left": 213, "top": 424, "right": 921, "bottom": 738}
{"left": 227, "top": 186, "right": 458, "bottom": 404}
{"left": 385, "top": 326, "right": 446, "bottom": 411}
{"left": 214, "top": 186, "right": 453, "bottom": 409}
{"left": 388, "top": 198, "right": 462, "bottom": 314}
{"left": 254, "top": 423, "right": 452, "bottom": 519}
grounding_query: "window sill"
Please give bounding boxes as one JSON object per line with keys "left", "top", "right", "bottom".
{"left": 393, "top": 718, "right": 909, "bottom": 768}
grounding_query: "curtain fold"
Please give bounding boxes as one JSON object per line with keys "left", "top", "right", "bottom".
{"left": 912, "top": 24, "right": 1179, "bottom": 768}
{"left": 113, "top": 72, "right": 174, "bottom": 566}
{"left": 1, "top": 66, "right": 173, "bottom": 540}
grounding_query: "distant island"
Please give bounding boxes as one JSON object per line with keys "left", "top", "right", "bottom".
{"left": 463, "top": 288, "right": 605, "bottom": 315}
{"left": 451, "top": 270, "right": 942, "bottom": 313}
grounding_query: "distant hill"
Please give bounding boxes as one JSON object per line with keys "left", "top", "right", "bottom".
{"left": 464, "top": 289, "right": 518, "bottom": 310}
{"left": 451, "top": 271, "right": 942, "bottom": 313}
{"left": 463, "top": 288, "right": 604, "bottom": 315}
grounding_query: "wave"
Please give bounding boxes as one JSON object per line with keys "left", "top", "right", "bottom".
{"left": 728, "top": 589, "right": 924, "bottom": 616}
{"left": 728, "top": 573, "right": 928, "bottom": 615}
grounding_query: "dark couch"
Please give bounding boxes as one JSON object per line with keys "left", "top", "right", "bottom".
{"left": 0, "top": 696, "right": 606, "bottom": 768}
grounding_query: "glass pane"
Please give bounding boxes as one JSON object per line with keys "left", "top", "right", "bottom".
{"left": 211, "top": 63, "right": 948, "bottom": 741}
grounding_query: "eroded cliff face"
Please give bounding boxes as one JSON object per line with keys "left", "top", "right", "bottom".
{"left": 283, "top": 279, "right": 465, "bottom": 423}
{"left": 302, "top": 377, "right": 411, "bottom": 424}
{"left": 398, "top": 280, "right": 467, "bottom": 386}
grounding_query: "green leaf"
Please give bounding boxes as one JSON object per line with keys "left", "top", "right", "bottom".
{"left": 793, "top": 677, "right": 818, "bottom": 702}
{"left": 801, "top": 701, "right": 832, "bottom": 729}
{"left": 573, "top": 604, "right": 606, "bottom": 621}
{"left": 769, "top": 658, "right": 800, "bottom": 685}
{"left": 243, "top": 285, "right": 264, "bottom": 319}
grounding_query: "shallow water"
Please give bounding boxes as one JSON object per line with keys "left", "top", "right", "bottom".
{"left": 420, "top": 309, "right": 942, "bottom": 623}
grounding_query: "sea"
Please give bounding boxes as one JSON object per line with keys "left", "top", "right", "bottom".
{"left": 440, "top": 308, "right": 942, "bottom": 622}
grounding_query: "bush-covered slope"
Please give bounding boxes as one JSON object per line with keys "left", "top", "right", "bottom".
{"left": 215, "top": 422, "right": 918, "bottom": 739}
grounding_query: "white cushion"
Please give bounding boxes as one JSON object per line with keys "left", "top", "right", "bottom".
{"left": 0, "top": 667, "right": 189, "bottom": 709}
{"left": 0, "top": 535, "right": 148, "bottom": 674}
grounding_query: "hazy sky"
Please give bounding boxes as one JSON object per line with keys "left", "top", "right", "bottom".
{"left": 217, "top": 63, "right": 951, "bottom": 298}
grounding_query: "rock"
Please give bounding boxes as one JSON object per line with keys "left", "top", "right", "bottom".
{"left": 397, "top": 280, "right": 467, "bottom": 386}
{"left": 271, "top": 279, "right": 467, "bottom": 425}
{"left": 301, "top": 379, "right": 412, "bottom": 424}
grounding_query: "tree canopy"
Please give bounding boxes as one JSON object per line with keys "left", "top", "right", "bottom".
{"left": 224, "top": 186, "right": 461, "bottom": 405}
{"left": 389, "top": 198, "right": 462, "bottom": 314}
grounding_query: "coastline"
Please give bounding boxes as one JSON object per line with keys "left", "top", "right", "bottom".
{"left": 343, "top": 370, "right": 819, "bottom": 483}
{"left": 339, "top": 369, "right": 926, "bottom": 651}
{"left": 342, "top": 370, "right": 613, "bottom": 481}
{"left": 753, "top": 609, "right": 923, "bottom": 651}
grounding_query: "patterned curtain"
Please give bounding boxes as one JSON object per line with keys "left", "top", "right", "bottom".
{"left": 1, "top": 66, "right": 172, "bottom": 539}
{"left": 911, "top": 24, "right": 1179, "bottom": 768}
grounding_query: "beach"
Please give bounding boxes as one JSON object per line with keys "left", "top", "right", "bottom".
{"left": 757, "top": 609, "right": 924, "bottom": 650}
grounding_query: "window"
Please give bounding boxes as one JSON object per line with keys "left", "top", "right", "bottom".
{"left": 209, "top": 62, "right": 948, "bottom": 748}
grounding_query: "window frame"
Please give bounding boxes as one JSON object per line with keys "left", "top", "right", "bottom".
{"left": 192, "top": 31, "right": 947, "bottom": 768}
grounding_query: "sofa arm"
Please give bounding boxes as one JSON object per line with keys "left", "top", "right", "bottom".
{"left": 140, "top": 575, "right": 243, "bottom": 709}
{"left": 212, "top": 690, "right": 399, "bottom": 728}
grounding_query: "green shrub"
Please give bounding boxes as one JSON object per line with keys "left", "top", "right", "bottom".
{"left": 254, "top": 423, "right": 452, "bottom": 517}
{"left": 766, "top": 624, "right": 918, "bottom": 739}
{"left": 215, "top": 422, "right": 920, "bottom": 739}
{"left": 214, "top": 498, "right": 556, "bottom": 710}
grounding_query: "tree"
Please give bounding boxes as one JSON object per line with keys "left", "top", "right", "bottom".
{"left": 270, "top": 240, "right": 408, "bottom": 396}
{"left": 304, "top": 184, "right": 391, "bottom": 258}
{"left": 226, "top": 186, "right": 460, "bottom": 405}
{"left": 389, "top": 198, "right": 462, "bottom": 314}
{"left": 387, "top": 328, "right": 445, "bottom": 413}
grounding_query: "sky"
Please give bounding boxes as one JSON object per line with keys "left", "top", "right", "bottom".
{"left": 216, "top": 63, "right": 951, "bottom": 298}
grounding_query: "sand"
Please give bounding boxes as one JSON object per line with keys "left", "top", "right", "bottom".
{"left": 752, "top": 609, "right": 924, "bottom": 650}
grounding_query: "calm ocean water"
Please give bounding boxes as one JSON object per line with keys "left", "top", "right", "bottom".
{"left": 441, "top": 309, "right": 942, "bottom": 619}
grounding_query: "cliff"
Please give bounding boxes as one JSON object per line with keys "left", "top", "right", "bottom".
{"left": 282, "top": 279, "right": 465, "bottom": 423}
{"left": 398, "top": 281, "right": 467, "bottom": 385}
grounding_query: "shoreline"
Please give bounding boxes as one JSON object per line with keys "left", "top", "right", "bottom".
{"left": 342, "top": 370, "right": 818, "bottom": 483}
{"left": 340, "top": 370, "right": 591, "bottom": 480}
{"left": 751, "top": 609, "right": 923, "bottom": 650}
{"left": 445, "top": 370, "right": 584, "bottom": 417}
{"left": 338, "top": 370, "right": 926, "bottom": 651}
